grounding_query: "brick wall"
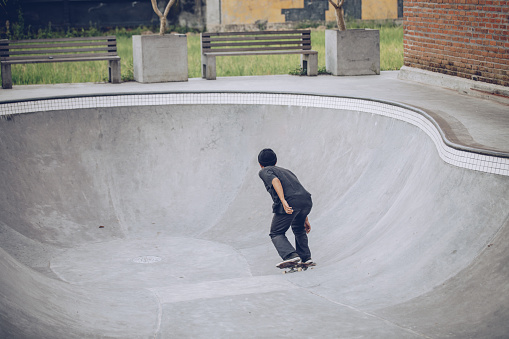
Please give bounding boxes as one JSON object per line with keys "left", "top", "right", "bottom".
{"left": 403, "top": 0, "right": 509, "bottom": 87}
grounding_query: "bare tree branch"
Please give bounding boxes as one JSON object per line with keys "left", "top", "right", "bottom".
{"left": 150, "top": 0, "right": 163, "bottom": 17}
{"left": 163, "top": 0, "right": 177, "bottom": 18}
{"left": 328, "top": 0, "right": 344, "bottom": 10}
{"left": 151, "top": 0, "right": 178, "bottom": 35}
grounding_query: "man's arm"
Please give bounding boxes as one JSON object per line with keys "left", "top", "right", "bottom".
{"left": 271, "top": 177, "right": 293, "bottom": 214}
{"left": 272, "top": 177, "right": 312, "bottom": 233}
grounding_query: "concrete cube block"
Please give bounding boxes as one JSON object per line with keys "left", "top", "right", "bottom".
{"left": 133, "top": 34, "right": 188, "bottom": 83}
{"left": 326, "top": 29, "right": 380, "bottom": 76}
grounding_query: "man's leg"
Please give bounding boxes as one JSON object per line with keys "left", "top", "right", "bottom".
{"left": 292, "top": 223, "right": 311, "bottom": 261}
{"left": 291, "top": 203, "right": 312, "bottom": 261}
{"left": 270, "top": 213, "right": 298, "bottom": 260}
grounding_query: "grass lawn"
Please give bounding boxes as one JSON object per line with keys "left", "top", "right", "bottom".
{"left": 8, "top": 26, "right": 403, "bottom": 86}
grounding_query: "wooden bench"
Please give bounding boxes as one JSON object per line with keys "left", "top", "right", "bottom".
{"left": 0, "top": 36, "right": 121, "bottom": 89}
{"left": 200, "top": 30, "right": 318, "bottom": 80}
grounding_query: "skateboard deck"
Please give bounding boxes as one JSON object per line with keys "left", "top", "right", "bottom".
{"left": 278, "top": 261, "right": 316, "bottom": 274}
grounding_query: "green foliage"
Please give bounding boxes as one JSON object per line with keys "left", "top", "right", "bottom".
{"left": 6, "top": 22, "right": 403, "bottom": 85}
{"left": 10, "top": 8, "right": 25, "bottom": 39}
{"left": 345, "top": 19, "right": 401, "bottom": 30}
{"left": 295, "top": 18, "right": 401, "bottom": 30}
{"left": 122, "top": 62, "right": 134, "bottom": 82}
{"left": 1, "top": 14, "right": 200, "bottom": 40}
{"left": 295, "top": 21, "right": 327, "bottom": 29}
{"left": 288, "top": 66, "right": 329, "bottom": 76}
{"left": 255, "top": 20, "right": 268, "bottom": 31}
{"left": 289, "top": 67, "right": 306, "bottom": 76}
{"left": 187, "top": 33, "right": 201, "bottom": 78}
{"left": 318, "top": 66, "right": 330, "bottom": 75}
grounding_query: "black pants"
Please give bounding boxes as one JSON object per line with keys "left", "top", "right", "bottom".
{"left": 269, "top": 197, "right": 312, "bottom": 261}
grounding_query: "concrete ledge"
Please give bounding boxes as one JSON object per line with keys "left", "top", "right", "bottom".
{"left": 398, "top": 66, "right": 509, "bottom": 105}
{"left": 1, "top": 91, "right": 507, "bottom": 173}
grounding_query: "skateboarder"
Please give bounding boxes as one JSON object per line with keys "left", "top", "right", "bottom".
{"left": 258, "top": 148, "right": 313, "bottom": 268}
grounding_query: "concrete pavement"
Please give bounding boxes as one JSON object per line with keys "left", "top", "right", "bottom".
{"left": 0, "top": 73, "right": 508, "bottom": 338}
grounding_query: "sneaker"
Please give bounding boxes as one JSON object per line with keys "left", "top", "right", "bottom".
{"left": 302, "top": 259, "right": 314, "bottom": 265}
{"left": 276, "top": 254, "right": 301, "bottom": 268}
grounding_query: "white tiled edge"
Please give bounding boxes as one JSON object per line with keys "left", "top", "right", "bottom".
{"left": 1, "top": 92, "right": 508, "bottom": 176}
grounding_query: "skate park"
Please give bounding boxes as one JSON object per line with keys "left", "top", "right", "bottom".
{"left": 0, "top": 71, "right": 508, "bottom": 338}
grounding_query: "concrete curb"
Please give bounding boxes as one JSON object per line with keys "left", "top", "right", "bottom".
{"left": 398, "top": 66, "right": 509, "bottom": 105}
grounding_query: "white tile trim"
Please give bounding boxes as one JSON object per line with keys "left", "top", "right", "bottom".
{"left": 1, "top": 92, "right": 507, "bottom": 176}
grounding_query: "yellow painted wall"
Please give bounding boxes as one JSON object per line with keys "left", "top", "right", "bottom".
{"left": 221, "top": 0, "right": 303, "bottom": 25}
{"left": 362, "top": 0, "right": 398, "bottom": 20}
{"left": 220, "top": 0, "right": 398, "bottom": 25}
{"left": 325, "top": 8, "right": 336, "bottom": 22}
{"left": 325, "top": 0, "right": 398, "bottom": 22}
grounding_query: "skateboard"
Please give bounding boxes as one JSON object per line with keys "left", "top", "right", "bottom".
{"left": 278, "top": 261, "right": 316, "bottom": 274}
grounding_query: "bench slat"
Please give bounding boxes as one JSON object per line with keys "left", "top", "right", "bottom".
{"left": 2, "top": 48, "right": 117, "bottom": 57}
{"left": 203, "top": 41, "right": 307, "bottom": 48}
{"left": 204, "top": 50, "right": 317, "bottom": 57}
{"left": 203, "top": 35, "right": 308, "bottom": 43}
{"left": 3, "top": 55, "right": 120, "bottom": 65}
{"left": 3, "top": 53, "right": 119, "bottom": 62}
{"left": 1, "top": 42, "right": 116, "bottom": 51}
{"left": 203, "top": 46, "right": 312, "bottom": 53}
{"left": 202, "top": 30, "right": 310, "bottom": 37}
{"left": 2, "top": 36, "right": 117, "bottom": 44}
{"left": 205, "top": 51, "right": 318, "bottom": 56}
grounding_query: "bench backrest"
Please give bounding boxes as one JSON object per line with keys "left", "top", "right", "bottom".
{"left": 201, "top": 30, "right": 312, "bottom": 54}
{"left": 0, "top": 36, "right": 118, "bottom": 61}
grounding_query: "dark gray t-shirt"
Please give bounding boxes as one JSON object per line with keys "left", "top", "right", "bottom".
{"left": 259, "top": 166, "right": 311, "bottom": 214}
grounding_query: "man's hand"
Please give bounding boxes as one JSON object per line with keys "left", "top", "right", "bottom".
{"left": 304, "top": 218, "right": 311, "bottom": 234}
{"left": 282, "top": 199, "right": 293, "bottom": 214}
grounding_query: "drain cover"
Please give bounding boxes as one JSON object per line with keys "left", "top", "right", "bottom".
{"left": 132, "top": 256, "right": 162, "bottom": 264}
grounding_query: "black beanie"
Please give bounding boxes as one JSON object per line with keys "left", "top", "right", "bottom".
{"left": 258, "top": 148, "right": 277, "bottom": 167}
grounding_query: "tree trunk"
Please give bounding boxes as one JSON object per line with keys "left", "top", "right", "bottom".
{"left": 334, "top": 6, "right": 346, "bottom": 31}
{"left": 328, "top": 0, "right": 347, "bottom": 31}
{"left": 159, "top": 17, "right": 167, "bottom": 36}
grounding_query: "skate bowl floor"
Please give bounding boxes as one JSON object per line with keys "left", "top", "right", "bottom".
{"left": 1, "top": 91, "right": 509, "bottom": 338}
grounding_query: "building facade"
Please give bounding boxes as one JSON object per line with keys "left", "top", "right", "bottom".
{"left": 4, "top": 0, "right": 205, "bottom": 30}
{"left": 6, "top": 0, "right": 402, "bottom": 31}
{"left": 403, "top": 0, "right": 508, "bottom": 87}
{"left": 207, "top": 0, "right": 403, "bottom": 30}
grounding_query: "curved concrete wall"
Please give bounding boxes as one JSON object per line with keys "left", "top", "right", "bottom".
{"left": 0, "top": 92, "right": 508, "bottom": 338}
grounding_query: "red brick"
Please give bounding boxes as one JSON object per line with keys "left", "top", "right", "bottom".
{"left": 403, "top": 0, "right": 508, "bottom": 86}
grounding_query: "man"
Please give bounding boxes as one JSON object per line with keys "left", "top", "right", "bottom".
{"left": 258, "top": 148, "right": 313, "bottom": 268}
